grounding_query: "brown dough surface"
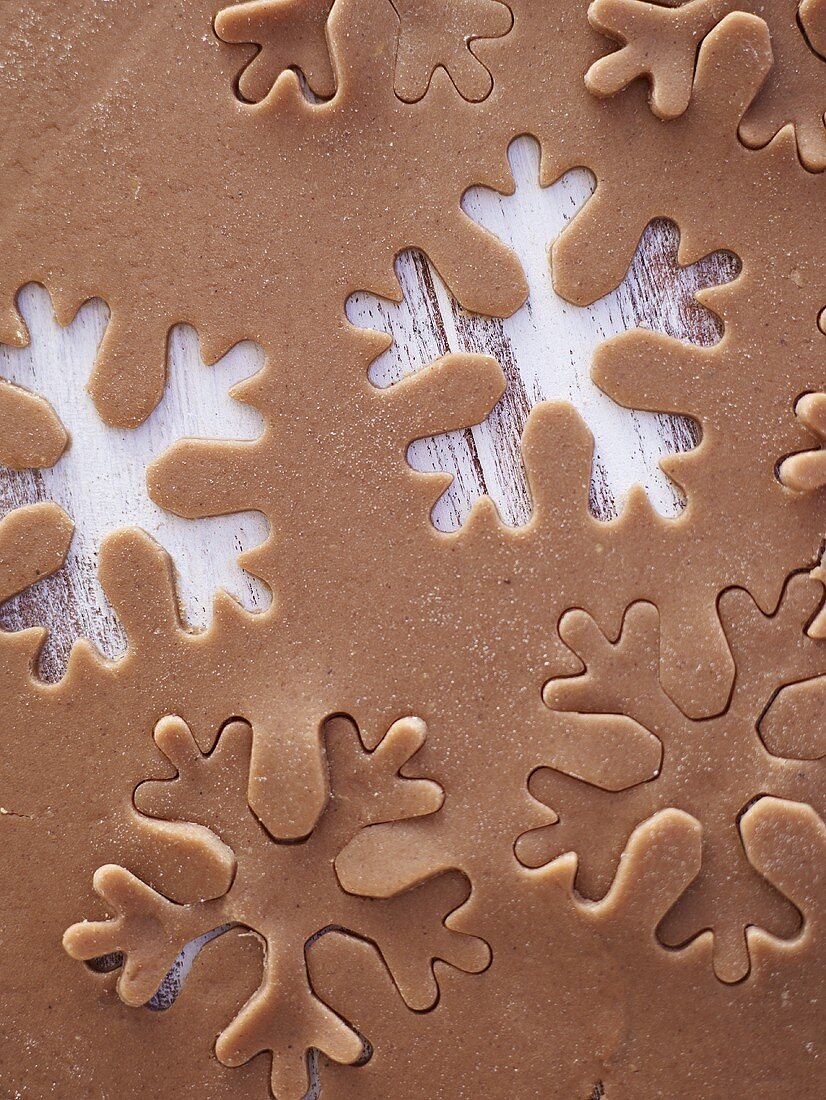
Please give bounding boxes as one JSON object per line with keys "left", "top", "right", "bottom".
{"left": 0, "top": 1, "right": 824, "bottom": 1097}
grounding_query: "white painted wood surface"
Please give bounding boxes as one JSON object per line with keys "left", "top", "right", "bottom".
{"left": 0, "top": 135, "right": 735, "bottom": 684}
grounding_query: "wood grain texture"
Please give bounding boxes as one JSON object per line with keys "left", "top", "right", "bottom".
{"left": 0, "top": 137, "right": 737, "bottom": 680}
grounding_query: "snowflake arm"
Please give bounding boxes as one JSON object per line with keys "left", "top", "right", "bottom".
{"left": 532, "top": 713, "right": 662, "bottom": 795}
{"left": 585, "top": 0, "right": 726, "bottom": 120}
{"left": 337, "top": 871, "right": 491, "bottom": 1009}
{"left": 581, "top": 808, "right": 703, "bottom": 933}
{"left": 215, "top": 0, "right": 337, "bottom": 102}
{"left": 517, "top": 767, "right": 662, "bottom": 897}
{"left": 215, "top": 942, "right": 365, "bottom": 1100}
{"left": 778, "top": 392, "right": 826, "bottom": 491}
{"left": 323, "top": 715, "right": 444, "bottom": 833}
{"left": 760, "top": 675, "right": 826, "bottom": 760}
{"left": 94, "top": 529, "right": 189, "bottom": 655}
{"left": 62, "top": 866, "right": 225, "bottom": 1006}
{"left": 543, "top": 601, "right": 680, "bottom": 730}
{"left": 0, "top": 502, "right": 75, "bottom": 676}
{"left": 741, "top": 796, "right": 826, "bottom": 962}
{"left": 717, "top": 575, "right": 826, "bottom": 724}
{"left": 136, "top": 715, "right": 260, "bottom": 842}
{"left": 86, "top": 306, "right": 173, "bottom": 429}
{"left": 65, "top": 712, "right": 486, "bottom": 1097}
{"left": 802, "top": 0, "right": 826, "bottom": 56}
{"left": 668, "top": 795, "right": 826, "bottom": 978}
{"left": 0, "top": 378, "right": 66, "bottom": 469}
{"left": 392, "top": 0, "right": 512, "bottom": 103}
{"left": 658, "top": 806, "right": 787, "bottom": 981}
{"left": 539, "top": 575, "right": 826, "bottom": 982}
{"left": 0, "top": 502, "right": 72, "bottom": 607}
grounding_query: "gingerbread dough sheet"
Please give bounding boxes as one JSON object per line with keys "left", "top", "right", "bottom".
{"left": 0, "top": 1, "right": 824, "bottom": 1097}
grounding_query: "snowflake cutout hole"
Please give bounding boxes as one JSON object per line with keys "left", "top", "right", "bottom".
{"left": 0, "top": 284, "right": 271, "bottom": 679}
{"left": 347, "top": 135, "right": 741, "bottom": 530}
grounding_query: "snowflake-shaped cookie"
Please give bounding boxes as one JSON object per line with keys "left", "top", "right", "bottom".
{"left": 526, "top": 572, "right": 826, "bottom": 982}
{"left": 64, "top": 714, "right": 488, "bottom": 1099}
{"left": 0, "top": 501, "right": 72, "bottom": 610}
